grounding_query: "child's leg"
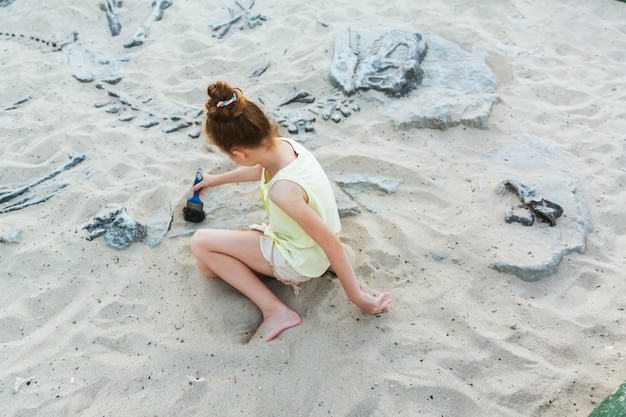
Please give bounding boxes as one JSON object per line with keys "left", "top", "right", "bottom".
{"left": 190, "top": 229, "right": 301, "bottom": 342}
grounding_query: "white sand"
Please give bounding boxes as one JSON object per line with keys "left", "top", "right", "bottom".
{"left": 1, "top": 0, "right": 625, "bottom": 415}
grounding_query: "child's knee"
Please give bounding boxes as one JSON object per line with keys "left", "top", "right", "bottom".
{"left": 190, "top": 229, "right": 211, "bottom": 258}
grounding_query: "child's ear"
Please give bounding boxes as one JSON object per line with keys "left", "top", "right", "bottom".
{"left": 231, "top": 149, "right": 246, "bottom": 159}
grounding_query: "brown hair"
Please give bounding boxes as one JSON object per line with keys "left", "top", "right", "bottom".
{"left": 204, "top": 81, "right": 276, "bottom": 153}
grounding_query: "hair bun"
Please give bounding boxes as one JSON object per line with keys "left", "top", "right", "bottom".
{"left": 204, "top": 80, "right": 275, "bottom": 153}
{"left": 205, "top": 81, "right": 245, "bottom": 122}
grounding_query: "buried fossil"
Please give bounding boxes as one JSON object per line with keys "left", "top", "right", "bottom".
{"left": 329, "top": 29, "right": 429, "bottom": 97}
{"left": 0, "top": 154, "right": 87, "bottom": 214}
{"left": 83, "top": 208, "right": 149, "bottom": 249}
{"left": 83, "top": 205, "right": 173, "bottom": 249}
{"left": 496, "top": 178, "right": 564, "bottom": 227}
{"left": 2, "top": 3, "right": 200, "bottom": 136}
{"left": 209, "top": 0, "right": 267, "bottom": 39}
{"left": 99, "top": 0, "right": 174, "bottom": 45}
{"left": 100, "top": 0, "right": 122, "bottom": 36}
{"left": 327, "top": 29, "right": 500, "bottom": 130}
{"left": 124, "top": 0, "right": 173, "bottom": 48}
{"left": 269, "top": 90, "right": 361, "bottom": 135}
{"left": 1, "top": 29, "right": 200, "bottom": 135}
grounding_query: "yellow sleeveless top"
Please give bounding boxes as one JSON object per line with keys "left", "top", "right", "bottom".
{"left": 260, "top": 138, "right": 341, "bottom": 277}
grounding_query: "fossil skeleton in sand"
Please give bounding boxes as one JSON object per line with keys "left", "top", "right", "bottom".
{"left": 329, "top": 29, "right": 429, "bottom": 97}
{"left": 497, "top": 178, "right": 564, "bottom": 227}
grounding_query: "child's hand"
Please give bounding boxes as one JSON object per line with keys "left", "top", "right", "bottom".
{"left": 354, "top": 291, "right": 391, "bottom": 315}
{"left": 191, "top": 174, "right": 217, "bottom": 194}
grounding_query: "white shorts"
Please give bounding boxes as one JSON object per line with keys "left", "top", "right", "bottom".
{"left": 259, "top": 235, "right": 311, "bottom": 294}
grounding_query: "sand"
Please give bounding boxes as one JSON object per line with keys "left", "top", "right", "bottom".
{"left": 1, "top": 0, "right": 625, "bottom": 416}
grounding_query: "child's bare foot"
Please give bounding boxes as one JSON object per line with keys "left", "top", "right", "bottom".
{"left": 252, "top": 306, "right": 302, "bottom": 342}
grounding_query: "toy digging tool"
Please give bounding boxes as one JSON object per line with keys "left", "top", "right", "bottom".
{"left": 183, "top": 168, "right": 206, "bottom": 222}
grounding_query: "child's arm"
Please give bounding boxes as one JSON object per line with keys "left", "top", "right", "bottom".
{"left": 192, "top": 165, "right": 262, "bottom": 193}
{"left": 270, "top": 180, "right": 391, "bottom": 315}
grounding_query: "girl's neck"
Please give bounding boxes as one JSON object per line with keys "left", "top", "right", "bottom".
{"left": 259, "top": 138, "right": 297, "bottom": 179}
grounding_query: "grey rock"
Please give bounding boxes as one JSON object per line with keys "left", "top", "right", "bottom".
{"left": 0, "top": 230, "right": 22, "bottom": 244}
{"left": 428, "top": 252, "right": 447, "bottom": 261}
{"left": 84, "top": 208, "right": 148, "bottom": 249}
{"left": 84, "top": 204, "right": 174, "bottom": 249}
{"left": 385, "top": 33, "right": 499, "bottom": 130}
{"left": 336, "top": 174, "right": 403, "bottom": 195}
{"left": 484, "top": 138, "right": 592, "bottom": 281}
{"left": 163, "top": 121, "right": 192, "bottom": 134}
{"left": 140, "top": 120, "right": 159, "bottom": 128}
{"left": 118, "top": 114, "right": 136, "bottom": 122}
{"left": 334, "top": 174, "right": 402, "bottom": 214}
{"left": 490, "top": 258, "right": 562, "bottom": 282}
{"left": 333, "top": 184, "right": 361, "bottom": 218}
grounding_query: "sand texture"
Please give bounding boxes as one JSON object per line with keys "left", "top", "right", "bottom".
{"left": 1, "top": 0, "right": 626, "bottom": 416}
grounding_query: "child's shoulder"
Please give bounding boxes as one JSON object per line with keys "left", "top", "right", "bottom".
{"left": 279, "top": 137, "right": 310, "bottom": 154}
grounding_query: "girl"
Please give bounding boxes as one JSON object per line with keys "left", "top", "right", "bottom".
{"left": 190, "top": 81, "right": 391, "bottom": 342}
